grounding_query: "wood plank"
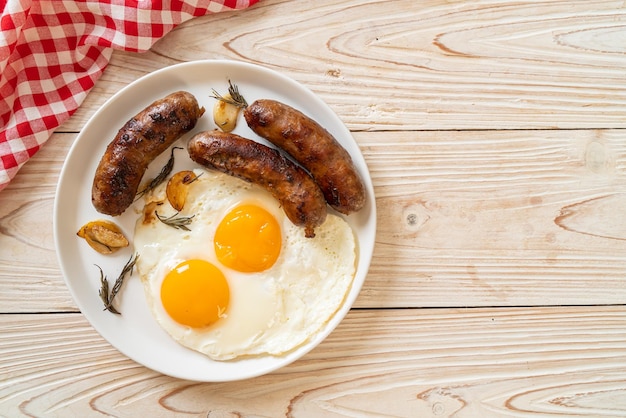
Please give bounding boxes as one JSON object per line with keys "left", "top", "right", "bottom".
{"left": 365, "top": 128, "right": 626, "bottom": 307}
{"left": 0, "top": 134, "right": 76, "bottom": 313}
{"left": 3, "top": 129, "right": 626, "bottom": 312}
{"left": 1, "top": 307, "right": 625, "bottom": 417}
{"left": 59, "top": 0, "right": 626, "bottom": 133}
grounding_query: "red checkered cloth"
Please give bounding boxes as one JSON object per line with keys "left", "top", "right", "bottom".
{"left": 0, "top": 0, "right": 259, "bottom": 192}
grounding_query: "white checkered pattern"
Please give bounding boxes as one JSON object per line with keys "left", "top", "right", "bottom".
{"left": 0, "top": 0, "right": 259, "bottom": 190}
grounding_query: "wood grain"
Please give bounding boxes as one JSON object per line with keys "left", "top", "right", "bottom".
{"left": 2, "top": 307, "right": 626, "bottom": 417}
{"left": 59, "top": 0, "right": 626, "bottom": 133}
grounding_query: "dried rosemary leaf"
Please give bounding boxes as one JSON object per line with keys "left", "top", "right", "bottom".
{"left": 210, "top": 80, "right": 248, "bottom": 108}
{"left": 96, "top": 253, "right": 139, "bottom": 315}
{"left": 155, "top": 211, "right": 195, "bottom": 231}
{"left": 136, "top": 147, "right": 182, "bottom": 200}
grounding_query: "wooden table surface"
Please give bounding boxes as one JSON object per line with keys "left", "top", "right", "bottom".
{"left": 2, "top": 1, "right": 626, "bottom": 416}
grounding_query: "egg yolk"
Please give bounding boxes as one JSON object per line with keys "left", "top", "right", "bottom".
{"left": 161, "top": 259, "right": 230, "bottom": 328}
{"left": 214, "top": 204, "right": 282, "bottom": 273}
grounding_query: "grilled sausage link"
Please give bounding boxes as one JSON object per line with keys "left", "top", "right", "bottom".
{"left": 244, "top": 99, "right": 366, "bottom": 215}
{"left": 92, "top": 91, "right": 205, "bottom": 216}
{"left": 187, "top": 130, "right": 327, "bottom": 238}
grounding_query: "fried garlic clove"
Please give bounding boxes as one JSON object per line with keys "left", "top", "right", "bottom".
{"left": 83, "top": 234, "right": 116, "bottom": 254}
{"left": 166, "top": 170, "right": 199, "bottom": 211}
{"left": 77, "top": 220, "right": 129, "bottom": 254}
{"left": 213, "top": 93, "right": 241, "bottom": 132}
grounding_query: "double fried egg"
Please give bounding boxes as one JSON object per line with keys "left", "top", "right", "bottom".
{"left": 134, "top": 168, "right": 356, "bottom": 360}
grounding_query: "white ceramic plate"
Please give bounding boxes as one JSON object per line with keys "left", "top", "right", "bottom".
{"left": 54, "top": 60, "right": 376, "bottom": 382}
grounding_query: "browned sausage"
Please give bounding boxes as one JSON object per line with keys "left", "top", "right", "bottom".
{"left": 187, "top": 130, "right": 327, "bottom": 238}
{"left": 244, "top": 99, "right": 365, "bottom": 215}
{"left": 92, "top": 91, "right": 205, "bottom": 216}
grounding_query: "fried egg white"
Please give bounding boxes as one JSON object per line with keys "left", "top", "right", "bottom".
{"left": 134, "top": 168, "right": 356, "bottom": 360}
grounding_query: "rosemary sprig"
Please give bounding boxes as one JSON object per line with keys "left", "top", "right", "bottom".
{"left": 97, "top": 253, "right": 139, "bottom": 315}
{"left": 210, "top": 80, "right": 248, "bottom": 108}
{"left": 97, "top": 265, "right": 118, "bottom": 314}
{"left": 185, "top": 171, "right": 203, "bottom": 185}
{"left": 155, "top": 210, "right": 195, "bottom": 231}
{"left": 135, "top": 147, "right": 182, "bottom": 200}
